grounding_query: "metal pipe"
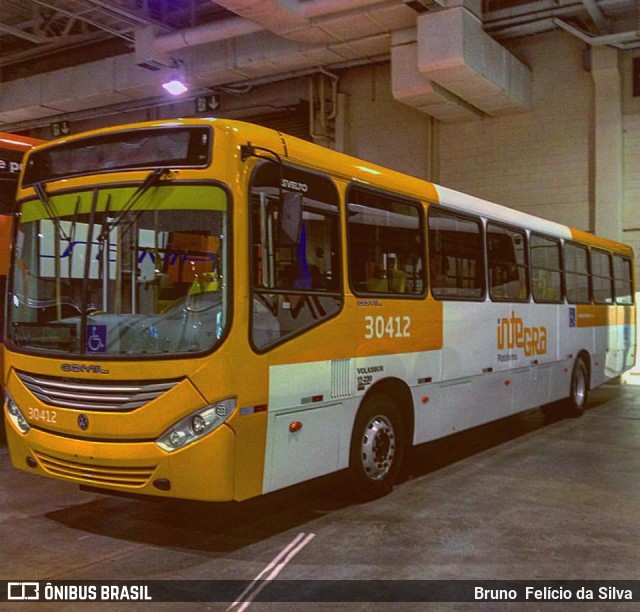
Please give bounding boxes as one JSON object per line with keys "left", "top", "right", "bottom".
{"left": 81, "top": 0, "right": 174, "bottom": 31}
{"left": 0, "top": 22, "right": 48, "bottom": 44}
{"left": 29, "top": 0, "right": 135, "bottom": 43}
{"left": 553, "top": 17, "right": 640, "bottom": 47}
{"left": 581, "top": 0, "right": 610, "bottom": 33}
{"left": 154, "top": 0, "right": 396, "bottom": 53}
{"left": 300, "top": 0, "right": 391, "bottom": 19}
{"left": 154, "top": 17, "right": 262, "bottom": 54}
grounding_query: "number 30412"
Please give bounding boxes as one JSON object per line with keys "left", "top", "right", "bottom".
{"left": 27, "top": 407, "right": 57, "bottom": 424}
{"left": 364, "top": 315, "right": 411, "bottom": 340}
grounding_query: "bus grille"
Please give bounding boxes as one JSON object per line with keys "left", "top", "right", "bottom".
{"left": 34, "top": 452, "right": 155, "bottom": 488}
{"left": 16, "top": 371, "right": 182, "bottom": 411}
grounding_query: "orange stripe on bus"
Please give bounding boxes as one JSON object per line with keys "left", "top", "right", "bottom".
{"left": 569, "top": 228, "right": 634, "bottom": 257}
{"left": 576, "top": 304, "right": 636, "bottom": 328}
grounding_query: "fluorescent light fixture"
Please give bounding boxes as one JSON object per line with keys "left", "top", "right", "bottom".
{"left": 162, "top": 60, "right": 188, "bottom": 96}
{"left": 162, "top": 78, "right": 188, "bottom": 95}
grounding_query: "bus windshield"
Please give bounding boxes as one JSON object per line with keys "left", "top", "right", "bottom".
{"left": 8, "top": 181, "right": 229, "bottom": 357}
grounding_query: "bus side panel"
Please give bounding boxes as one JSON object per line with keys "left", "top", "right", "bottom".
{"left": 611, "top": 305, "right": 636, "bottom": 377}
{"left": 260, "top": 297, "right": 444, "bottom": 494}
{"left": 503, "top": 303, "right": 561, "bottom": 410}
{"left": 574, "top": 304, "right": 636, "bottom": 387}
{"left": 435, "top": 302, "right": 564, "bottom": 435}
{"left": 263, "top": 360, "right": 347, "bottom": 494}
{"left": 262, "top": 346, "right": 446, "bottom": 494}
{"left": 264, "top": 402, "right": 345, "bottom": 493}
{"left": 623, "top": 304, "right": 637, "bottom": 370}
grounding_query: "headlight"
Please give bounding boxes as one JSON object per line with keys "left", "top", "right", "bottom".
{"left": 5, "top": 391, "right": 30, "bottom": 434}
{"left": 156, "top": 398, "right": 235, "bottom": 452}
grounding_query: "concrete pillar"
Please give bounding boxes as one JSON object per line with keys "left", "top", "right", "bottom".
{"left": 591, "top": 46, "right": 623, "bottom": 242}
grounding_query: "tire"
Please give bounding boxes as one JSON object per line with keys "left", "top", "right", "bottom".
{"left": 562, "top": 356, "right": 590, "bottom": 417}
{"left": 348, "top": 393, "right": 405, "bottom": 502}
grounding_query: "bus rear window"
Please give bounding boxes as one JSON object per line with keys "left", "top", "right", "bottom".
{"left": 23, "top": 126, "right": 211, "bottom": 185}
{"left": 613, "top": 255, "right": 634, "bottom": 304}
{"left": 592, "top": 249, "right": 613, "bottom": 304}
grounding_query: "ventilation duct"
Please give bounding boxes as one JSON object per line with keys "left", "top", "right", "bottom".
{"left": 417, "top": 6, "right": 532, "bottom": 116}
{"left": 392, "top": 38, "right": 479, "bottom": 122}
{"left": 392, "top": 6, "right": 532, "bottom": 121}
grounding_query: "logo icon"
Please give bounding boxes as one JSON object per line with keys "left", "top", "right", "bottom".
{"left": 8, "top": 582, "right": 40, "bottom": 600}
{"left": 86, "top": 325, "right": 107, "bottom": 353}
{"left": 61, "top": 363, "right": 109, "bottom": 374}
{"left": 77, "top": 414, "right": 89, "bottom": 431}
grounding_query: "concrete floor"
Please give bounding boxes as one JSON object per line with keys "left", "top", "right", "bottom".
{"left": 1, "top": 384, "right": 639, "bottom": 611}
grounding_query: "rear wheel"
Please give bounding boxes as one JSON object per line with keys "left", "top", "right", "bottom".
{"left": 563, "top": 356, "right": 590, "bottom": 417}
{"left": 348, "top": 393, "right": 405, "bottom": 502}
{"left": 540, "top": 356, "right": 590, "bottom": 419}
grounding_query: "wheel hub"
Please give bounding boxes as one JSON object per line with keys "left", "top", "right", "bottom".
{"left": 361, "top": 414, "right": 396, "bottom": 481}
{"left": 573, "top": 365, "right": 587, "bottom": 406}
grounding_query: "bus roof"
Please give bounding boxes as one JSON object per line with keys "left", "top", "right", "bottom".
{"left": 20, "top": 118, "right": 632, "bottom": 256}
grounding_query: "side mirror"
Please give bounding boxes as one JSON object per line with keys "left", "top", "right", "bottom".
{"left": 279, "top": 191, "right": 303, "bottom": 246}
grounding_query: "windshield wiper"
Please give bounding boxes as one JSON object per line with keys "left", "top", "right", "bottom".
{"left": 97, "top": 167, "right": 172, "bottom": 243}
{"left": 33, "top": 181, "right": 70, "bottom": 242}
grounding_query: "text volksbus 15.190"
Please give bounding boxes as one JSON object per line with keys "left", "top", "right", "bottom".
{"left": 3, "top": 119, "right": 635, "bottom": 501}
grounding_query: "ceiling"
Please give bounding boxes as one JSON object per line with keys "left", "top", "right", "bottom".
{"left": 0, "top": 0, "right": 638, "bottom": 132}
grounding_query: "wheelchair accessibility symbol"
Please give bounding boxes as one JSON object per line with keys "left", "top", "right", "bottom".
{"left": 86, "top": 325, "right": 107, "bottom": 352}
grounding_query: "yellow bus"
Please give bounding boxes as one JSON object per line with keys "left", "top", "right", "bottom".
{"left": 3, "top": 119, "right": 636, "bottom": 501}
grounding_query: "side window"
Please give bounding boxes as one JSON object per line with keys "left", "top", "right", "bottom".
{"left": 531, "top": 234, "right": 562, "bottom": 303}
{"left": 250, "top": 163, "right": 342, "bottom": 351}
{"left": 591, "top": 249, "right": 613, "bottom": 304}
{"left": 428, "top": 208, "right": 484, "bottom": 300}
{"left": 564, "top": 242, "right": 590, "bottom": 304}
{"left": 347, "top": 187, "right": 425, "bottom": 296}
{"left": 487, "top": 222, "right": 528, "bottom": 301}
{"left": 613, "top": 254, "right": 633, "bottom": 304}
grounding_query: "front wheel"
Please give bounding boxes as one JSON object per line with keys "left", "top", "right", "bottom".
{"left": 348, "top": 393, "right": 405, "bottom": 502}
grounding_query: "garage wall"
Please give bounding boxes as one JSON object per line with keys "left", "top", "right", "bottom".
{"left": 622, "top": 50, "right": 640, "bottom": 280}
{"left": 338, "top": 64, "right": 435, "bottom": 181}
{"left": 622, "top": 52, "right": 640, "bottom": 382}
{"left": 337, "top": 35, "right": 594, "bottom": 231}
{"left": 623, "top": 113, "right": 640, "bottom": 282}
{"left": 437, "top": 33, "right": 591, "bottom": 229}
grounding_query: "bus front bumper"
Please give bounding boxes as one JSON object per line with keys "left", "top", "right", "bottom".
{"left": 5, "top": 415, "right": 237, "bottom": 502}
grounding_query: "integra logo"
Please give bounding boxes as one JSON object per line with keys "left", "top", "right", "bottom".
{"left": 497, "top": 311, "right": 547, "bottom": 357}
{"left": 61, "top": 363, "right": 110, "bottom": 374}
